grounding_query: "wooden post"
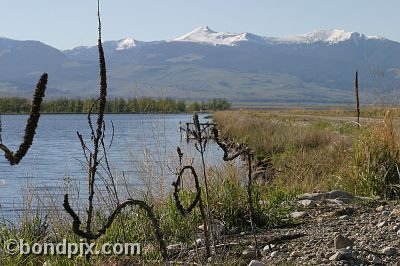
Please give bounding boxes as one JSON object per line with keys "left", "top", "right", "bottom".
{"left": 355, "top": 71, "right": 360, "bottom": 127}
{"left": 179, "top": 121, "right": 182, "bottom": 141}
{"left": 186, "top": 123, "right": 190, "bottom": 142}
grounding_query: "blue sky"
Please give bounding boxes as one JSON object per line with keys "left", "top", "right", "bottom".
{"left": 1, "top": 0, "right": 399, "bottom": 50}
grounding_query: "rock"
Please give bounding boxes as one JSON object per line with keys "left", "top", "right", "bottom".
{"left": 297, "top": 190, "right": 353, "bottom": 202}
{"left": 334, "top": 234, "right": 354, "bottom": 249}
{"left": 327, "top": 190, "right": 354, "bottom": 203}
{"left": 397, "top": 230, "right": 400, "bottom": 237}
{"left": 377, "top": 221, "right": 388, "bottom": 227}
{"left": 340, "top": 250, "right": 353, "bottom": 260}
{"left": 298, "top": 199, "right": 315, "bottom": 207}
{"left": 326, "top": 198, "right": 346, "bottom": 205}
{"left": 333, "top": 207, "right": 354, "bottom": 216}
{"left": 194, "top": 238, "right": 203, "bottom": 246}
{"left": 381, "top": 246, "right": 399, "bottom": 256}
{"left": 329, "top": 252, "right": 342, "bottom": 261}
{"left": 290, "top": 251, "right": 301, "bottom": 257}
{"left": 262, "top": 244, "right": 276, "bottom": 255}
{"left": 372, "top": 255, "right": 382, "bottom": 264}
{"left": 298, "top": 192, "right": 326, "bottom": 201}
{"left": 242, "top": 249, "right": 257, "bottom": 259}
{"left": 390, "top": 208, "right": 400, "bottom": 216}
{"left": 248, "top": 260, "right": 264, "bottom": 266}
{"left": 382, "top": 210, "right": 391, "bottom": 216}
{"left": 326, "top": 252, "right": 335, "bottom": 259}
{"left": 329, "top": 250, "right": 352, "bottom": 261}
{"left": 290, "top": 211, "right": 307, "bottom": 219}
{"left": 270, "top": 251, "right": 280, "bottom": 257}
{"left": 376, "top": 205, "right": 385, "bottom": 212}
{"left": 339, "top": 215, "right": 350, "bottom": 220}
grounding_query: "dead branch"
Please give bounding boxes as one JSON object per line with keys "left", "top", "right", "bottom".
{"left": 63, "top": 194, "right": 168, "bottom": 261}
{"left": 172, "top": 165, "right": 201, "bottom": 216}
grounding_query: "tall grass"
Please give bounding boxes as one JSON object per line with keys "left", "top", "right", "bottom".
{"left": 213, "top": 110, "right": 352, "bottom": 192}
{"left": 214, "top": 109, "right": 400, "bottom": 199}
{"left": 342, "top": 111, "right": 400, "bottom": 198}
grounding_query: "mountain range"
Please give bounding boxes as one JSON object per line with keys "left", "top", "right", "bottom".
{"left": 1, "top": 26, "right": 400, "bottom": 104}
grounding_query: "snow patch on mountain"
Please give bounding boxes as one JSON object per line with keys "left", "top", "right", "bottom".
{"left": 174, "top": 27, "right": 386, "bottom": 46}
{"left": 116, "top": 38, "right": 145, "bottom": 50}
{"left": 173, "top": 26, "right": 262, "bottom": 46}
{"left": 266, "top": 30, "right": 385, "bottom": 45}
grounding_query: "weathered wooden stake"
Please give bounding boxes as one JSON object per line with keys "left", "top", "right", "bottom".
{"left": 355, "top": 71, "right": 360, "bottom": 127}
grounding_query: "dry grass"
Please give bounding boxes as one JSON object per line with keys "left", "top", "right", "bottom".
{"left": 214, "top": 109, "right": 400, "bottom": 197}
{"left": 339, "top": 111, "right": 400, "bottom": 198}
{"left": 213, "top": 110, "right": 355, "bottom": 192}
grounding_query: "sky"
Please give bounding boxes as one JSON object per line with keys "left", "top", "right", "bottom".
{"left": 0, "top": 0, "right": 399, "bottom": 50}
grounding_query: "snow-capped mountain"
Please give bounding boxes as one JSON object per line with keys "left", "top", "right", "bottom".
{"left": 264, "top": 29, "right": 384, "bottom": 45}
{"left": 173, "top": 25, "right": 266, "bottom": 46}
{"left": 0, "top": 27, "right": 399, "bottom": 104}
{"left": 172, "top": 27, "right": 385, "bottom": 47}
{"left": 64, "top": 26, "right": 385, "bottom": 53}
{"left": 63, "top": 38, "right": 148, "bottom": 60}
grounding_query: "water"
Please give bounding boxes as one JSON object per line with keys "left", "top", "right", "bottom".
{"left": 0, "top": 113, "right": 218, "bottom": 220}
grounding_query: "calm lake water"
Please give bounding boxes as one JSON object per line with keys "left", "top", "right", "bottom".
{"left": 0, "top": 113, "right": 218, "bottom": 220}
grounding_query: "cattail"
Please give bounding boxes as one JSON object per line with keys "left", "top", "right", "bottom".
{"left": 0, "top": 73, "right": 47, "bottom": 165}
{"left": 13, "top": 73, "right": 48, "bottom": 164}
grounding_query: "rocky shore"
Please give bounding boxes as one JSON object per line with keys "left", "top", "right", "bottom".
{"left": 246, "top": 191, "right": 400, "bottom": 265}
{"left": 166, "top": 190, "right": 400, "bottom": 265}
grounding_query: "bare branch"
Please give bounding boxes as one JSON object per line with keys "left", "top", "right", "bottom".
{"left": 172, "top": 165, "right": 201, "bottom": 216}
{"left": 63, "top": 194, "right": 168, "bottom": 261}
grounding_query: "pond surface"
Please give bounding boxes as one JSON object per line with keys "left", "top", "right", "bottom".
{"left": 0, "top": 113, "right": 220, "bottom": 220}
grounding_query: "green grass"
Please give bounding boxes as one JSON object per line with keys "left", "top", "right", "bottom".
{"left": 0, "top": 161, "right": 292, "bottom": 265}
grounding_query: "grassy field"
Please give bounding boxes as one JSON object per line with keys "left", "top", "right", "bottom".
{"left": 213, "top": 107, "right": 400, "bottom": 197}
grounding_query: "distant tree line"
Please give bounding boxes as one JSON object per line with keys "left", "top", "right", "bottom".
{"left": 0, "top": 97, "right": 231, "bottom": 114}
